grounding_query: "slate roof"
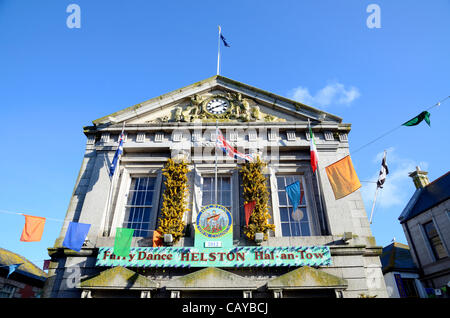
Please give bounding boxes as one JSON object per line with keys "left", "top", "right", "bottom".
{"left": 0, "top": 248, "right": 47, "bottom": 282}
{"left": 381, "top": 242, "right": 418, "bottom": 274}
{"left": 398, "top": 171, "right": 450, "bottom": 223}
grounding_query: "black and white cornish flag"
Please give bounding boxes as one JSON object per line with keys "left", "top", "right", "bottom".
{"left": 376, "top": 151, "right": 389, "bottom": 188}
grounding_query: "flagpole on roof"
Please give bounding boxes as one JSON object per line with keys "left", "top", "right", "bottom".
{"left": 217, "top": 25, "right": 221, "bottom": 75}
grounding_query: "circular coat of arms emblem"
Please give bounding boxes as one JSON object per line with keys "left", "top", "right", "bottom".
{"left": 196, "top": 204, "right": 232, "bottom": 238}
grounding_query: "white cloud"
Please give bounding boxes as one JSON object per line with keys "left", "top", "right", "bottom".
{"left": 360, "top": 148, "right": 429, "bottom": 210}
{"left": 288, "top": 82, "right": 360, "bottom": 108}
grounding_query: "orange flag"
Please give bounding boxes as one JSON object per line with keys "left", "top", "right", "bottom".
{"left": 20, "top": 215, "right": 46, "bottom": 242}
{"left": 152, "top": 230, "right": 163, "bottom": 247}
{"left": 325, "top": 155, "right": 362, "bottom": 200}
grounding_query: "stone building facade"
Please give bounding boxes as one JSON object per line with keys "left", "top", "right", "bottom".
{"left": 43, "top": 76, "right": 388, "bottom": 298}
{"left": 398, "top": 168, "right": 450, "bottom": 297}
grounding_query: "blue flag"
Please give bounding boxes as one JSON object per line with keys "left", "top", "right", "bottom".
{"left": 7, "top": 264, "right": 22, "bottom": 278}
{"left": 109, "top": 132, "right": 124, "bottom": 177}
{"left": 220, "top": 33, "right": 230, "bottom": 47}
{"left": 63, "top": 222, "right": 91, "bottom": 252}
{"left": 285, "top": 181, "right": 301, "bottom": 212}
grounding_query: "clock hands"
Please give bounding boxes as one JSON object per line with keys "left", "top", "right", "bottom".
{"left": 208, "top": 101, "right": 227, "bottom": 113}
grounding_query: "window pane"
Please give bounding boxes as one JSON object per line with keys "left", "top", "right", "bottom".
{"left": 126, "top": 191, "right": 136, "bottom": 206}
{"left": 203, "top": 178, "right": 212, "bottom": 191}
{"left": 299, "top": 207, "right": 308, "bottom": 221}
{"left": 291, "top": 222, "right": 301, "bottom": 236}
{"left": 278, "top": 191, "right": 287, "bottom": 206}
{"left": 277, "top": 177, "right": 285, "bottom": 188}
{"left": 280, "top": 208, "right": 289, "bottom": 222}
{"left": 300, "top": 222, "right": 311, "bottom": 236}
{"left": 125, "top": 177, "right": 156, "bottom": 237}
{"left": 222, "top": 177, "right": 231, "bottom": 191}
{"left": 277, "top": 175, "right": 311, "bottom": 237}
{"left": 143, "top": 208, "right": 151, "bottom": 222}
{"left": 202, "top": 191, "right": 212, "bottom": 205}
{"left": 286, "top": 176, "right": 296, "bottom": 186}
{"left": 136, "top": 177, "right": 148, "bottom": 191}
{"left": 222, "top": 191, "right": 231, "bottom": 207}
{"left": 147, "top": 178, "right": 155, "bottom": 190}
{"left": 202, "top": 176, "right": 231, "bottom": 209}
{"left": 135, "top": 191, "right": 145, "bottom": 206}
{"left": 281, "top": 223, "right": 291, "bottom": 236}
{"left": 423, "top": 221, "right": 447, "bottom": 260}
{"left": 144, "top": 191, "right": 154, "bottom": 206}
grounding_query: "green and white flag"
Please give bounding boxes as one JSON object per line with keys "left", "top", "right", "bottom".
{"left": 403, "top": 111, "right": 431, "bottom": 127}
{"left": 113, "top": 228, "right": 134, "bottom": 257}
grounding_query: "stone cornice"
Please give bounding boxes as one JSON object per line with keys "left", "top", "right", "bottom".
{"left": 84, "top": 122, "right": 352, "bottom": 135}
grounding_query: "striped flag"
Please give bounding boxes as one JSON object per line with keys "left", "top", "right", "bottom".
{"left": 376, "top": 151, "right": 389, "bottom": 189}
{"left": 216, "top": 128, "right": 253, "bottom": 162}
{"left": 309, "top": 121, "right": 318, "bottom": 173}
{"left": 403, "top": 111, "right": 430, "bottom": 127}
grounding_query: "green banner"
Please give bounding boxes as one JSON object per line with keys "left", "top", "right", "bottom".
{"left": 96, "top": 246, "right": 332, "bottom": 268}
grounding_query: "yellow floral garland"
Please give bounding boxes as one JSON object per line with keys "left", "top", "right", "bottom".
{"left": 241, "top": 157, "right": 275, "bottom": 241}
{"left": 156, "top": 159, "right": 190, "bottom": 243}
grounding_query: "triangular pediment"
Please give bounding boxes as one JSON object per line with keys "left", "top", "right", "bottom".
{"left": 92, "top": 76, "right": 342, "bottom": 126}
{"left": 267, "top": 266, "right": 347, "bottom": 290}
{"left": 164, "top": 267, "right": 260, "bottom": 290}
{"left": 80, "top": 266, "right": 158, "bottom": 290}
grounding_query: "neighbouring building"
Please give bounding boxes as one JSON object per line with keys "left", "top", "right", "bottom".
{"left": 398, "top": 168, "right": 450, "bottom": 298}
{"left": 0, "top": 248, "right": 47, "bottom": 298}
{"left": 43, "top": 76, "right": 388, "bottom": 298}
{"left": 381, "top": 242, "right": 427, "bottom": 298}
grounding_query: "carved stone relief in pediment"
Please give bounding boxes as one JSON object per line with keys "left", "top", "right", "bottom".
{"left": 147, "top": 92, "right": 286, "bottom": 123}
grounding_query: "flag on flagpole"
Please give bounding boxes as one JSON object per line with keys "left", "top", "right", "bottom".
{"left": 244, "top": 201, "right": 256, "bottom": 226}
{"left": 218, "top": 26, "right": 230, "bottom": 47}
{"left": 113, "top": 228, "right": 134, "bottom": 257}
{"left": 376, "top": 151, "right": 389, "bottom": 189}
{"left": 20, "top": 215, "right": 46, "bottom": 242}
{"left": 286, "top": 181, "right": 303, "bottom": 213}
{"left": 216, "top": 128, "right": 254, "bottom": 162}
{"left": 402, "top": 111, "right": 431, "bottom": 127}
{"left": 325, "top": 155, "right": 362, "bottom": 200}
{"left": 62, "top": 222, "right": 91, "bottom": 252}
{"left": 109, "top": 130, "right": 125, "bottom": 178}
{"left": 7, "top": 264, "right": 22, "bottom": 278}
{"left": 308, "top": 121, "right": 318, "bottom": 173}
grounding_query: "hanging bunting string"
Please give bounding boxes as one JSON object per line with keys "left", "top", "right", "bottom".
{"left": 352, "top": 95, "right": 449, "bottom": 155}
{"left": 0, "top": 209, "right": 68, "bottom": 223}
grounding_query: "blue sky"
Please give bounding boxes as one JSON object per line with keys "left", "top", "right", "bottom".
{"left": 1, "top": 0, "right": 449, "bottom": 270}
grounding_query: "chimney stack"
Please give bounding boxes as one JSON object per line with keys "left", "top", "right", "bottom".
{"left": 409, "top": 166, "right": 430, "bottom": 189}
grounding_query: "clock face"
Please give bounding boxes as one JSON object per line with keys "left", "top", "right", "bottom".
{"left": 206, "top": 98, "right": 230, "bottom": 115}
